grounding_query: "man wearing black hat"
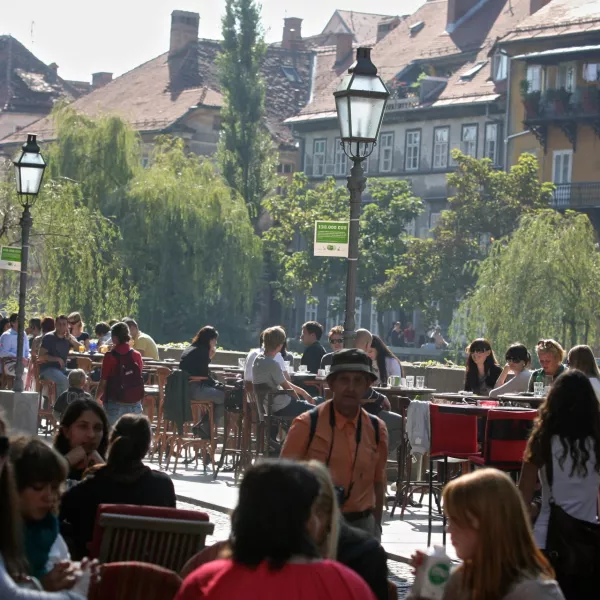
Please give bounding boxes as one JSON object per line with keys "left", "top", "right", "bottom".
{"left": 281, "top": 348, "right": 388, "bottom": 540}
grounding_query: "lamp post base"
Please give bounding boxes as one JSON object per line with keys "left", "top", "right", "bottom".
{"left": 0, "top": 390, "right": 38, "bottom": 435}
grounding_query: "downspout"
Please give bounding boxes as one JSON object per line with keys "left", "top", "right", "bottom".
{"left": 503, "top": 51, "right": 512, "bottom": 172}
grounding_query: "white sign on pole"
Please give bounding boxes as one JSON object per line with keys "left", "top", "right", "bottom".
{"left": 0, "top": 247, "right": 22, "bottom": 271}
{"left": 314, "top": 221, "right": 349, "bottom": 257}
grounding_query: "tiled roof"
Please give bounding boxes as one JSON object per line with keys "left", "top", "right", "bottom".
{"left": 501, "top": 0, "right": 600, "bottom": 43}
{"left": 0, "top": 35, "right": 83, "bottom": 114}
{"left": 294, "top": 0, "right": 534, "bottom": 119}
{"left": 328, "top": 10, "right": 399, "bottom": 46}
{"left": 0, "top": 39, "right": 313, "bottom": 148}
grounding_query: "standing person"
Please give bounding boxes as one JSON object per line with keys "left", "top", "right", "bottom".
{"left": 39, "top": 316, "right": 80, "bottom": 398}
{"left": 403, "top": 322, "right": 415, "bottom": 347}
{"left": 528, "top": 339, "right": 566, "bottom": 392}
{"left": 95, "top": 322, "right": 145, "bottom": 427}
{"left": 300, "top": 321, "right": 326, "bottom": 374}
{"left": 175, "top": 460, "right": 376, "bottom": 600}
{"left": 566, "top": 344, "right": 600, "bottom": 400}
{"left": 388, "top": 322, "right": 403, "bottom": 347}
{"left": 60, "top": 415, "right": 176, "bottom": 559}
{"left": 320, "top": 325, "right": 344, "bottom": 369}
{"left": 179, "top": 326, "right": 226, "bottom": 439}
{"left": 489, "top": 343, "right": 533, "bottom": 398}
{"left": 0, "top": 313, "right": 30, "bottom": 376}
{"left": 412, "top": 469, "right": 563, "bottom": 600}
{"left": 519, "top": 370, "right": 600, "bottom": 599}
{"left": 432, "top": 326, "right": 448, "bottom": 349}
{"left": 122, "top": 318, "right": 159, "bottom": 360}
{"left": 281, "top": 349, "right": 388, "bottom": 540}
{"left": 0, "top": 416, "right": 95, "bottom": 599}
{"left": 464, "top": 338, "right": 502, "bottom": 395}
{"left": 66, "top": 314, "right": 89, "bottom": 351}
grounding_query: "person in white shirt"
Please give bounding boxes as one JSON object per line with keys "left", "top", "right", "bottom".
{"left": 566, "top": 344, "right": 600, "bottom": 402}
{"left": 0, "top": 313, "right": 30, "bottom": 375}
{"left": 489, "top": 343, "right": 532, "bottom": 398}
{"left": 244, "top": 330, "right": 290, "bottom": 383}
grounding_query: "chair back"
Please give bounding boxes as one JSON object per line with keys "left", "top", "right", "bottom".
{"left": 429, "top": 404, "right": 479, "bottom": 457}
{"left": 88, "top": 561, "right": 182, "bottom": 600}
{"left": 76, "top": 356, "right": 94, "bottom": 373}
{"left": 90, "top": 504, "right": 214, "bottom": 572}
{"left": 483, "top": 409, "right": 536, "bottom": 464}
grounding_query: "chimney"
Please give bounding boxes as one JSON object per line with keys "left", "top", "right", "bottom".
{"left": 376, "top": 17, "right": 401, "bottom": 42}
{"left": 335, "top": 32, "right": 354, "bottom": 65}
{"left": 48, "top": 62, "right": 58, "bottom": 82}
{"left": 170, "top": 10, "right": 200, "bottom": 57}
{"left": 446, "top": 0, "right": 480, "bottom": 33}
{"left": 282, "top": 17, "right": 303, "bottom": 50}
{"left": 92, "top": 72, "right": 113, "bottom": 89}
{"left": 529, "top": 0, "right": 551, "bottom": 15}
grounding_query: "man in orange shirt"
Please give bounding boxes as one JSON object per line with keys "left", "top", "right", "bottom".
{"left": 281, "top": 349, "right": 388, "bottom": 540}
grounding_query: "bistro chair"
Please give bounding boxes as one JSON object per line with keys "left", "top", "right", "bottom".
{"left": 213, "top": 385, "right": 245, "bottom": 482}
{"left": 180, "top": 541, "right": 228, "bottom": 579}
{"left": 142, "top": 366, "right": 171, "bottom": 460}
{"left": 89, "top": 504, "right": 214, "bottom": 572}
{"left": 252, "top": 386, "right": 298, "bottom": 458}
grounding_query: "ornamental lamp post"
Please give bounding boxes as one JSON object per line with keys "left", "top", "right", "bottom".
{"left": 12, "top": 134, "right": 46, "bottom": 392}
{"left": 333, "top": 47, "right": 389, "bottom": 349}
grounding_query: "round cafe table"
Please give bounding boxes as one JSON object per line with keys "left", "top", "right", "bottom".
{"left": 497, "top": 393, "right": 545, "bottom": 407}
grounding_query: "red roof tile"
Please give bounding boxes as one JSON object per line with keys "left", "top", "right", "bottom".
{"left": 327, "top": 10, "right": 399, "bottom": 46}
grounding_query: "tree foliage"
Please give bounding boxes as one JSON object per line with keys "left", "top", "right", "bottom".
{"left": 217, "top": 0, "right": 276, "bottom": 222}
{"left": 454, "top": 210, "right": 600, "bottom": 352}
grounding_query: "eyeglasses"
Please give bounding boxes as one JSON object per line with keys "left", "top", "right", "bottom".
{"left": 329, "top": 338, "right": 344, "bottom": 344}
{"left": 0, "top": 436, "right": 9, "bottom": 458}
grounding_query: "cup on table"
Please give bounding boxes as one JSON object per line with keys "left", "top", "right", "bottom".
{"left": 79, "top": 345, "right": 85, "bottom": 353}
{"left": 387, "top": 375, "right": 402, "bottom": 388}
{"left": 324, "top": 366, "right": 331, "bottom": 375}
{"left": 405, "top": 376, "right": 415, "bottom": 389}
{"left": 318, "top": 369, "right": 326, "bottom": 377}
{"left": 299, "top": 365, "right": 308, "bottom": 373}
{"left": 238, "top": 358, "right": 247, "bottom": 369}
{"left": 543, "top": 385, "right": 552, "bottom": 397}
{"left": 416, "top": 376, "right": 425, "bottom": 389}
{"left": 534, "top": 382, "right": 544, "bottom": 397}
{"left": 287, "top": 365, "right": 294, "bottom": 375}
{"left": 401, "top": 377, "right": 407, "bottom": 387}
{"left": 284, "top": 361, "right": 291, "bottom": 371}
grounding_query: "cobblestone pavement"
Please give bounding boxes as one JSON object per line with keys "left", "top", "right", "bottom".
{"left": 178, "top": 502, "right": 414, "bottom": 599}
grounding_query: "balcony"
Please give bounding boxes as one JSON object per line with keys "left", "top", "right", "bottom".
{"left": 552, "top": 183, "right": 600, "bottom": 209}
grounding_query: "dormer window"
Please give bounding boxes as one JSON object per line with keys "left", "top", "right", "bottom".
{"left": 281, "top": 66, "right": 302, "bottom": 83}
{"left": 492, "top": 53, "right": 508, "bottom": 82}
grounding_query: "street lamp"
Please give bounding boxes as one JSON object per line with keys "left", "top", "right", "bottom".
{"left": 12, "top": 134, "right": 46, "bottom": 392}
{"left": 333, "top": 48, "right": 389, "bottom": 348}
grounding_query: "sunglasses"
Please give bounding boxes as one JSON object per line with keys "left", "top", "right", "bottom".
{"left": 329, "top": 338, "right": 344, "bottom": 344}
{"left": 68, "top": 320, "right": 80, "bottom": 325}
{"left": 0, "top": 436, "right": 9, "bottom": 458}
{"left": 471, "top": 347, "right": 490, "bottom": 354}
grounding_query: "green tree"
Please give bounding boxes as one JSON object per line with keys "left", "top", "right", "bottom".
{"left": 263, "top": 174, "right": 422, "bottom": 313}
{"left": 217, "top": 0, "right": 276, "bottom": 222}
{"left": 455, "top": 210, "right": 600, "bottom": 352}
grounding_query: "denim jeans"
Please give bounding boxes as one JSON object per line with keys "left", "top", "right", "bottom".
{"left": 40, "top": 367, "right": 69, "bottom": 397}
{"left": 105, "top": 401, "right": 143, "bottom": 427}
{"left": 190, "top": 382, "right": 226, "bottom": 426}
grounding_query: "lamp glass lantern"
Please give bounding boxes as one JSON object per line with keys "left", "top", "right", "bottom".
{"left": 14, "top": 134, "right": 46, "bottom": 200}
{"left": 334, "top": 47, "right": 390, "bottom": 154}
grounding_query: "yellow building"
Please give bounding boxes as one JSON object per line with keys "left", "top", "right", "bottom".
{"left": 501, "top": 0, "right": 600, "bottom": 214}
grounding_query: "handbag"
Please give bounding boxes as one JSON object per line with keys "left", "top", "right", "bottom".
{"left": 545, "top": 453, "right": 600, "bottom": 577}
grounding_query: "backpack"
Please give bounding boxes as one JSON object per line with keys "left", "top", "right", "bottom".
{"left": 106, "top": 349, "right": 144, "bottom": 404}
{"left": 307, "top": 405, "right": 380, "bottom": 449}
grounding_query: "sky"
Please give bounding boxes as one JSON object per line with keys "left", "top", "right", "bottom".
{"left": 2, "top": 0, "right": 425, "bottom": 82}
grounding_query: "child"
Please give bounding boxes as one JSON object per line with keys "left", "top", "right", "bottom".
{"left": 8, "top": 436, "right": 78, "bottom": 591}
{"left": 53, "top": 370, "right": 92, "bottom": 421}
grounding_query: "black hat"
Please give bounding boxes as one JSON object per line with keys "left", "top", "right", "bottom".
{"left": 326, "top": 348, "right": 377, "bottom": 382}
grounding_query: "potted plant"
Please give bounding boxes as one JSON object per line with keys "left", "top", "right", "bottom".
{"left": 546, "top": 87, "right": 571, "bottom": 114}
{"left": 520, "top": 79, "right": 542, "bottom": 118}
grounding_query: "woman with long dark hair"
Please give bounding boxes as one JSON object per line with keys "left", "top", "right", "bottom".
{"left": 179, "top": 326, "right": 225, "bottom": 439}
{"left": 60, "top": 414, "right": 175, "bottom": 558}
{"left": 489, "top": 343, "right": 532, "bottom": 398}
{"left": 464, "top": 338, "right": 502, "bottom": 395}
{"left": 368, "top": 335, "right": 402, "bottom": 384}
{"left": 520, "top": 370, "right": 600, "bottom": 599}
{"left": 176, "top": 460, "right": 376, "bottom": 600}
{"left": 53, "top": 400, "right": 109, "bottom": 484}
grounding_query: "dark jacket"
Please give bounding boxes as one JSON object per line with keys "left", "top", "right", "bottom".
{"left": 301, "top": 341, "right": 326, "bottom": 374}
{"left": 164, "top": 368, "right": 193, "bottom": 433}
{"left": 464, "top": 363, "right": 503, "bottom": 394}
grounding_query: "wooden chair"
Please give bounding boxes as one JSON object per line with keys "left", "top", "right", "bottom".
{"left": 88, "top": 562, "right": 182, "bottom": 600}
{"left": 142, "top": 366, "right": 171, "bottom": 462}
{"left": 89, "top": 504, "right": 214, "bottom": 572}
{"left": 213, "top": 386, "right": 245, "bottom": 482}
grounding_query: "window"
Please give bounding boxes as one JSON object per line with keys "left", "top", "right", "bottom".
{"left": 557, "top": 63, "right": 576, "bottom": 93}
{"left": 355, "top": 298, "right": 363, "bottom": 330}
{"left": 281, "top": 66, "right": 302, "bottom": 83}
{"left": 583, "top": 63, "right": 600, "bottom": 82}
{"left": 379, "top": 132, "right": 394, "bottom": 172}
{"left": 526, "top": 65, "right": 542, "bottom": 92}
{"left": 460, "top": 61, "right": 487, "bottom": 81}
{"left": 493, "top": 53, "right": 508, "bottom": 81}
{"left": 405, "top": 218, "right": 416, "bottom": 237}
{"left": 313, "top": 139, "right": 326, "bottom": 176}
{"left": 484, "top": 123, "right": 499, "bottom": 164}
{"left": 433, "top": 126, "right": 449, "bottom": 169}
{"left": 429, "top": 211, "right": 441, "bottom": 230}
{"left": 326, "top": 296, "right": 342, "bottom": 331}
{"left": 369, "top": 300, "right": 379, "bottom": 336}
{"left": 334, "top": 138, "right": 347, "bottom": 177}
{"left": 304, "top": 301, "right": 318, "bottom": 323}
{"left": 552, "top": 149, "right": 572, "bottom": 206}
{"left": 405, "top": 130, "right": 421, "bottom": 171}
{"left": 461, "top": 124, "right": 478, "bottom": 158}
{"left": 283, "top": 163, "right": 294, "bottom": 174}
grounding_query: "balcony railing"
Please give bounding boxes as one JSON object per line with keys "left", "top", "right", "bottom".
{"left": 552, "top": 182, "right": 600, "bottom": 208}
{"left": 524, "top": 85, "right": 600, "bottom": 120}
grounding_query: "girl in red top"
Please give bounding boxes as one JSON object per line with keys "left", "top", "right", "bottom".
{"left": 175, "top": 460, "right": 376, "bottom": 600}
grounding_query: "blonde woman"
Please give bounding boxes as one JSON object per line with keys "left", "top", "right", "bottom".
{"left": 566, "top": 344, "right": 600, "bottom": 401}
{"left": 67, "top": 313, "right": 89, "bottom": 351}
{"left": 306, "top": 461, "right": 389, "bottom": 600}
{"left": 528, "top": 339, "right": 566, "bottom": 392}
{"left": 412, "top": 469, "right": 562, "bottom": 600}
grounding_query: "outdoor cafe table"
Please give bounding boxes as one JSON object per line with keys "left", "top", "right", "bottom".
{"left": 497, "top": 393, "right": 545, "bottom": 408}
{"left": 373, "top": 386, "right": 437, "bottom": 401}
{"left": 432, "top": 392, "right": 490, "bottom": 404}
{"left": 434, "top": 403, "right": 537, "bottom": 417}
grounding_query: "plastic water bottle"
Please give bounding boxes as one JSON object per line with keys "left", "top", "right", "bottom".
{"left": 89, "top": 341, "right": 98, "bottom": 354}
{"left": 409, "top": 546, "right": 452, "bottom": 600}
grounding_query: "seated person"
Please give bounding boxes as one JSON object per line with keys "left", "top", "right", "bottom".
{"left": 39, "top": 315, "right": 80, "bottom": 397}
{"left": 94, "top": 322, "right": 112, "bottom": 348}
{"left": 320, "top": 325, "right": 344, "bottom": 369}
{"left": 60, "top": 414, "right": 175, "bottom": 559}
{"left": 123, "top": 317, "right": 159, "bottom": 360}
{"left": 489, "top": 344, "right": 533, "bottom": 398}
{"left": 53, "top": 370, "right": 93, "bottom": 421}
{"left": 67, "top": 313, "right": 89, "bottom": 351}
{"left": 253, "top": 326, "right": 314, "bottom": 419}
{"left": 0, "top": 312, "right": 30, "bottom": 375}
{"left": 300, "top": 321, "right": 326, "bottom": 374}
{"left": 244, "top": 331, "right": 287, "bottom": 383}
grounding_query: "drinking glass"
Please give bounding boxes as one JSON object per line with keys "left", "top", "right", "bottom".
{"left": 416, "top": 376, "right": 425, "bottom": 389}
{"left": 324, "top": 366, "right": 331, "bottom": 375}
{"left": 238, "top": 358, "right": 246, "bottom": 369}
{"left": 534, "top": 382, "right": 544, "bottom": 397}
{"left": 543, "top": 385, "right": 552, "bottom": 397}
{"left": 318, "top": 369, "right": 326, "bottom": 377}
{"left": 406, "top": 376, "right": 415, "bottom": 389}
{"left": 299, "top": 365, "right": 308, "bottom": 373}
{"left": 287, "top": 365, "right": 294, "bottom": 375}
{"left": 79, "top": 345, "right": 85, "bottom": 353}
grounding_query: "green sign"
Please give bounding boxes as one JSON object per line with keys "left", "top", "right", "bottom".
{"left": 0, "top": 246, "right": 21, "bottom": 271}
{"left": 314, "top": 221, "right": 349, "bottom": 257}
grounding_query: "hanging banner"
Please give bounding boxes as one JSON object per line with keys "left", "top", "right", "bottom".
{"left": 314, "top": 221, "right": 349, "bottom": 257}
{"left": 0, "top": 247, "right": 21, "bottom": 271}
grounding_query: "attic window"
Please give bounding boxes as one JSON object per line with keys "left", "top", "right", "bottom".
{"left": 409, "top": 22, "right": 424, "bottom": 36}
{"left": 281, "top": 66, "right": 302, "bottom": 83}
{"left": 460, "top": 61, "right": 488, "bottom": 81}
